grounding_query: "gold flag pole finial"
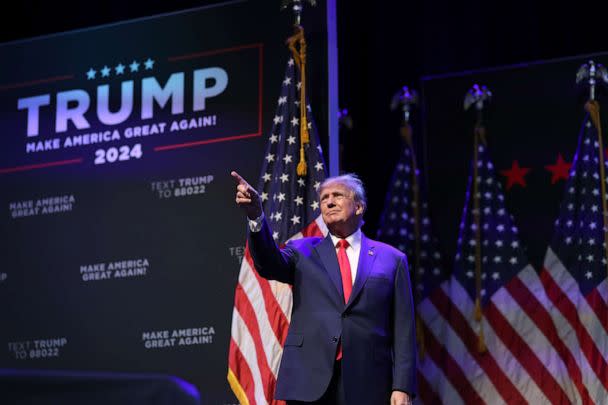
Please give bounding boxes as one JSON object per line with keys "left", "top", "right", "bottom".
{"left": 465, "top": 84, "right": 492, "bottom": 354}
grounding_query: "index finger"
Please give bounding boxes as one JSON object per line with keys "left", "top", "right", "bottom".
{"left": 231, "top": 171, "right": 250, "bottom": 187}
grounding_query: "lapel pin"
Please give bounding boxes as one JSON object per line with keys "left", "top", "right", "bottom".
{"left": 368, "top": 249, "right": 374, "bottom": 256}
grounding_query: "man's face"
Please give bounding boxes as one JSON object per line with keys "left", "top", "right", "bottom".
{"left": 319, "top": 182, "right": 363, "bottom": 237}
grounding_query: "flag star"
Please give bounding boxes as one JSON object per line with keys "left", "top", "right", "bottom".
{"left": 283, "top": 154, "right": 293, "bottom": 164}
{"left": 568, "top": 203, "right": 574, "bottom": 210}
{"left": 286, "top": 135, "right": 296, "bottom": 145}
{"left": 280, "top": 173, "right": 289, "bottom": 183}
{"left": 492, "top": 272, "right": 500, "bottom": 280}
{"left": 273, "top": 231, "right": 279, "bottom": 240}
{"left": 509, "top": 257, "right": 518, "bottom": 265}
{"left": 467, "top": 255, "right": 475, "bottom": 263}
{"left": 493, "top": 256, "right": 502, "bottom": 263}
{"left": 115, "top": 63, "right": 125, "bottom": 75}
{"left": 283, "top": 76, "right": 292, "bottom": 85}
{"left": 468, "top": 239, "right": 476, "bottom": 246}
{"left": 288, "top": 58, "right": 295, "bottom": 66}
{"left": 315, "top": 161, "right": 324, "bottom": 171}
{"left": 265, "top": 153, "right": 275, "bottom": 162}
{"left": 603, "top": 258, "right": 607, "bottom": 265}
{"left": 294, "top": 196, "right": 303, "bottom": 206}
{"left": 593, "top": 189, "right": 600, "bottom": 196}
{"left": 277, "top": 193, "right": 286, "bottom": 202}
{"left": 297, "top": 178, "right": 306, "bottom": 187}
{"left": 587, "top": 254, "right": 594, "bottom": 262}
{"left": 466, "top": 271, "right": 474, "bottom": 278}
{"left": 294, "top": 100, "right": 300, "bottom": 107}
{"left": 566, "top": 220, "right": 573, "bottom": 227}
{"left": 588, "top": 238, "right": 595, "bottom": 245}
{"left": 278, "top": 96, "right": 287, "bottom": 105}
{"left": 565, "top": 236, "right": 572, "bottom": 244}
{"left": 591, "top": 205, "right": 599, "bottom": 212}
{"left": 590, "top": 222, "right": 597, "bottom": 229}
{"left": 273, "top": 115, "right": 283, "bottom": 124}
{"left": 262, "top": 172, "right": 272, "bottom": 182}
{"left": 269, "top": 212, "right": 275, "bottom": 221}
{"left": 314, "top": 181, "right": 320, "bottom": 191}
{"left": 496, "top": 224, "right": 505, "bottom": 232}
{"left": 495, "top": 240, "right": 503, "bottom": 247}
{"left": 433, "top": 268, "right": 441, "bottom": 275}
{"left": 311, "top": 201, "right": 319, "bottom": 210}
{"left": 274, "top": 212, "right": 283, "bottom": 221}
{"left": 291, "top": 117, "right": 299, "bottom": 126}
{"left": 498, "top": 208, "right": 505, "bottom": 216}
{"left": 269, "top": 134, "right": 278, "bottom": 143}
{"left": 585, "top": 271, "right": 593, "bottom": 279}
{"left": 290, "top": 215, "right": 301, "bottom": 225}
{"left": 481, "top": 289, "right": 487, "bottom": 297}
{"left": 86, "top": 68, "right": 96, "bottom": 79}
{"left": 129, "top": 60, "right": 140, "bottom": 72}
{"left": 260, "top": 192, "right": 268, "bottom": 201}
{"left": 297, "top": 82, "right": 302, "bottom": 90}
{"left": 101, "top": 65, "right": 111, "bottom": 77}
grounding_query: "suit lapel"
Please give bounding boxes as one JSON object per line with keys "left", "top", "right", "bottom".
{"left": 314, "top": 235, "right": 344, "bottom": 299}
{"left": 346, "top": 234, "right": 376, "bottom": 309}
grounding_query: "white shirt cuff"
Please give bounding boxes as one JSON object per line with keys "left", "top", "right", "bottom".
{"left": 248, "top": 213, "right": 264, "bottom": 232}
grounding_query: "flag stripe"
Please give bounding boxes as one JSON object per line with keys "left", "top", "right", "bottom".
{"left": 244, "top": 250, "right": 291, "bottom": 345}
{"left": 417, "top": 306, "right": 483, "bottom": 404}
{"left": 596, "top": 279, "right": 608, "bottom": 305}
{"left": 419, "top": 348, "right": 464, "bottom": 405}
{"left": 416, "top": 370, "right": 443, "bottom": 405}
{"left": 433, "top": 283, "right": 526, "bottom": 403}
{"left": 541, "top": 266, "right": 608, "bottom": 393}
{"left": 234, "top": 282, "right": 277, "bottom": 402}
{"left": 486, "top": 293, "right": 568, "bottom": 404}
{"left": 446, "top": 279, "right": 553, "bottom": 404}
{"left": 231, "top": 310, "right": 268, "bottom": 404}
{"left": 586, "top": 290, "right": 608, "bottom": 336}
{"left": 228, "top": 341, "right": 254, "bottom": 405}
{"left": 506, "top": 272, "right": 588, "bottom": 404}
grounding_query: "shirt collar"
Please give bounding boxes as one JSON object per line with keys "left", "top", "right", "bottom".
{"left": 329, "top": 228, "right": 362, "bottom": 250}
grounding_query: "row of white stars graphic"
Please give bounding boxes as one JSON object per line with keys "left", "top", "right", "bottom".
{"left": 86, "top": 58, "right": 155, "bottom": 79}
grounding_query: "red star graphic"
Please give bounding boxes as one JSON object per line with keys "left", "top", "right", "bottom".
{"left": 545, "top": 154, "right": 572, "bottom": 184}
{"left": 500, "top": 160, "right": 531, "bottom": 190}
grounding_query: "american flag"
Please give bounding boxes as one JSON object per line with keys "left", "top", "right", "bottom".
{"left": 227, "top": 56, "right": 327, "bottom": 405}
{"left": 383, "top": 126, "right": 582, "bottom": 403}
{"left": 540, "top": 102, "right": 608, "bottom": 403}
{"left": 376, "top": 136, "right": 450, "bottom": 404}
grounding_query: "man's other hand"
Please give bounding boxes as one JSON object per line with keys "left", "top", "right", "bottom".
{"left": 391, "top": 391, "right": 412, "bottom": 405}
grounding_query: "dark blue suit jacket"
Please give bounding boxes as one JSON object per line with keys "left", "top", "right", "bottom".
{"left": 249, "top": 219, "right": 417, "bottom": 403}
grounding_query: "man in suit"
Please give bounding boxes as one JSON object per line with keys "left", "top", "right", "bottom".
{"left": 232, "top": 171, "right": 416, "bottom": 405}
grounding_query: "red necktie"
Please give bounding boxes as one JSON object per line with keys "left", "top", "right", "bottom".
{"left": 336, "top": 239, "right": 352, "bottom": 360}
{"left": 337, "top": 239, "right": 353, "bottom": 303}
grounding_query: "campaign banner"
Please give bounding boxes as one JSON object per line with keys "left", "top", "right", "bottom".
{"left": 0, "top": 1, "right": 328, "bottom": 403}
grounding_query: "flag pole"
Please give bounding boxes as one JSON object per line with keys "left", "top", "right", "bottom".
{"left": 391, "top": 86, "right": 425, "bottom": 358}
{"left": 577, "top": 60, "right": 608, "bottom": 280}
{"left": 283, "top": 0, "right": 317, "bottom": 176}
{"left": 464, "top": 84, "right": 492, "bottom": 354}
